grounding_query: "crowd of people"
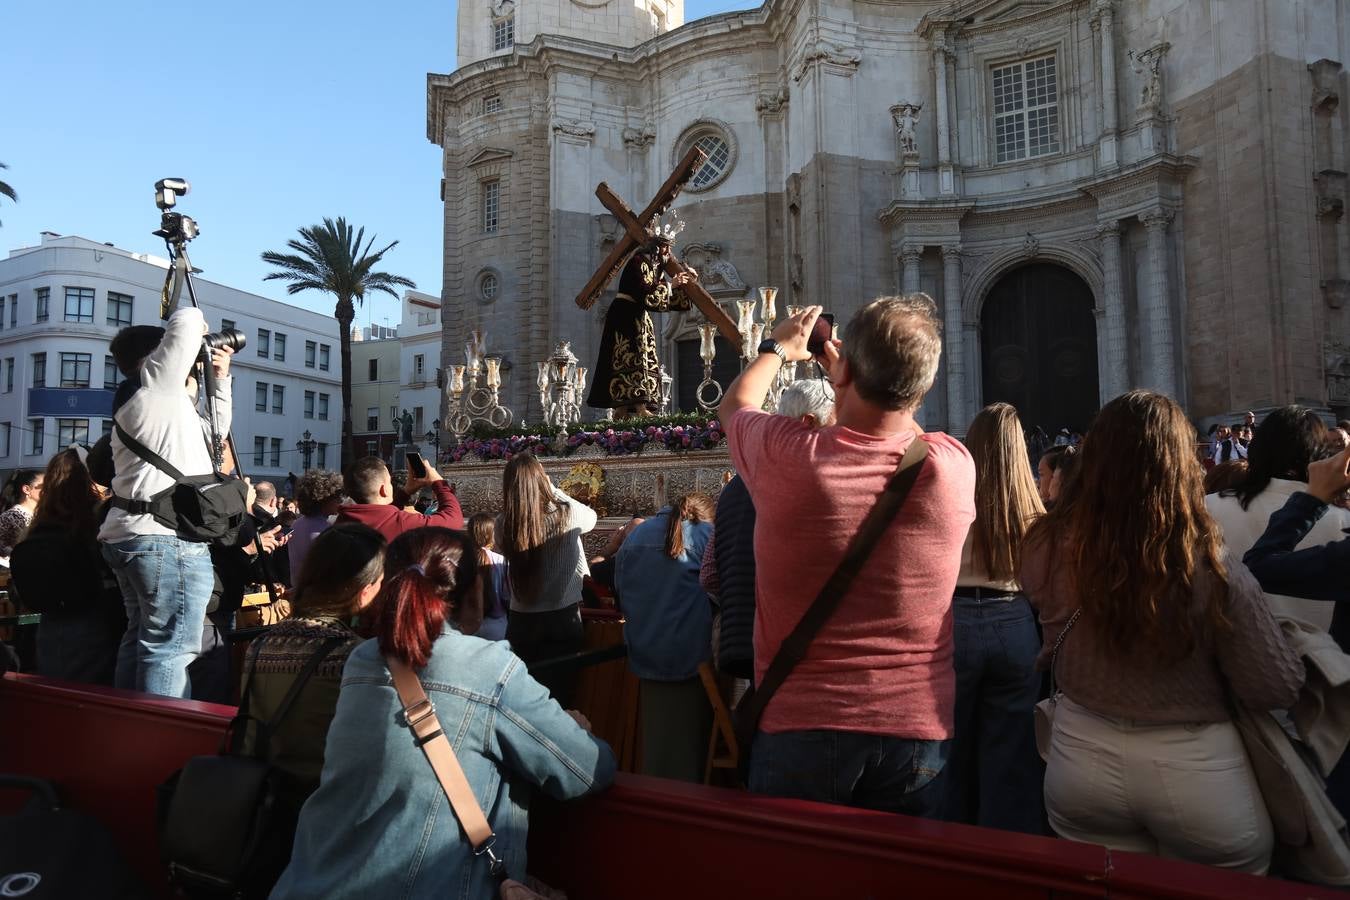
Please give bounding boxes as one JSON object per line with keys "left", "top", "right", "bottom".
{"left": 4, "top": 294, "right": 1350, "bottom": 893}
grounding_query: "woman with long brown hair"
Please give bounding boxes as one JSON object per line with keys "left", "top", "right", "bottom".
{"left": 11, "top": 449, "right": 121, "bottom": 684}
{"left": 942, "top": 403, "right": 1046, "bottom": 833}
{"left": 1022, "top": 390, "right": 1303, "bottom": 873}
{"left": 499, "top": 452, "right": 597, "bottom": 704}
{"left": 615, "top": 492, "right": 716, "bottom": 783}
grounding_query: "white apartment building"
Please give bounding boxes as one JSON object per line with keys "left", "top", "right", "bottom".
{"left": 0, "top": 233, "right": 343, "bottom": 483}
{"left": 398, "top": 290, "right": 444, "bottom": 460}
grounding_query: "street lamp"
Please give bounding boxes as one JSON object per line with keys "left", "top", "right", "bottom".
{"left": 296, "top": 429, "right": 317, "bottom": 470}
{"left": 425, "top": 419, "right": 441, "bottom": 465}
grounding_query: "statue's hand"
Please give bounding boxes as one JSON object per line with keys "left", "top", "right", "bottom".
{"left": 673, "top": 268, "right": 698, "bottom": 287}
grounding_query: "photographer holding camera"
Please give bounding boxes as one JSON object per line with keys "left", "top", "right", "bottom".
{"left": 100, "top": 307, "right": 236, "bottom": 699}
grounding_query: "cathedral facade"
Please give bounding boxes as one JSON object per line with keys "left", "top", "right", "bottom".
{"left": 428, "top": 0, "right": 1349, "bottom": 434}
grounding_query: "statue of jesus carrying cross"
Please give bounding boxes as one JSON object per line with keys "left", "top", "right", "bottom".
{"left": 575, "top": 145, "right": 741, "bottom": 419}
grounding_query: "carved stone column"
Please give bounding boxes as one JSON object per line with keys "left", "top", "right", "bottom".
{"left": 933, "top": 35, "right": 955, "bottom": 195}
{"left": 1096, "top": 220, "right": 1127, "bottom": 399}
{"left": 900, "top": 245, "right": 923, "bottom": 294}
{"left": 1096, "top": 0, "right": 1119, "bottom": 136}
{"left": 1141, "top": 208, "right": 1177, "bottom": 397}
{"left": 941, "top": 244, "right": 965, "bottom": 432}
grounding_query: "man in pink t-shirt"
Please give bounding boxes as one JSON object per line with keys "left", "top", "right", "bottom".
{"left": 720, "top": 295, "right": 974, "bottom": 817}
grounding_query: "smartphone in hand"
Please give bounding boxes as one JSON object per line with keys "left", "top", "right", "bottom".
{"left": 806, "top": 313, "right": 836, "bottom": 355}
{"left": 407, "top": 451, "right": 428, "bottom": 479}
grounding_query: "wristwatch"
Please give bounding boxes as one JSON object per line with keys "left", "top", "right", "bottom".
{"left": 757, "top": 338, "right": 788, "bottom": 363}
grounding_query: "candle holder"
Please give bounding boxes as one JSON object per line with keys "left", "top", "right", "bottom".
{"left": 695, "top": 323, "right": 724, "bottom": 412}
{"left": 541, "top": 341, "right": 582, "bottom": 427}
{"left": 447, "top": 340, "right": 513, "bottom": 438}
{"left": 759, "top": 286, "right": 779, "bottom": 330}
{"left": 659, "top": 365, "right": 674, "bottom": 416}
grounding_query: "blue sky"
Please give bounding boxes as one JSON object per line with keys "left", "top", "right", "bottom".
{"left": 1, "top": 0, "right": 750, "bottom": 332}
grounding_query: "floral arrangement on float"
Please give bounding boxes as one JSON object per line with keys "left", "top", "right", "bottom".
{"left": 446, "top": 413, "right": 726, "bottom": 463}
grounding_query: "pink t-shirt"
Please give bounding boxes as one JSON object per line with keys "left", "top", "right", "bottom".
{"left": 728, "top": 408, "right": 975, "bottom": 740}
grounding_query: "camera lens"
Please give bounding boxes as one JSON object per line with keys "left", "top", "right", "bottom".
{"left": 203, "top": 328, "right": 247, "bottom": 353}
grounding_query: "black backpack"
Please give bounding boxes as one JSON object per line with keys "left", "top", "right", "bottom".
{"left": 157, "top": 635, "right": 343, "bottom": 898}
{"left": 0, "top": 775, "right": 146, "bottom": 899}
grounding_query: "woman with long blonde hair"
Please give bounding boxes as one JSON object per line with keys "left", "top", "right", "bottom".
{"left": 942, "top": 403, "right": 1046, "bottom": 832}
{"left": 1022, "top": 390, "right": 1302, "bottom": 873}
{"left": 499, "top": 452, "right": 597, "bottom": 705}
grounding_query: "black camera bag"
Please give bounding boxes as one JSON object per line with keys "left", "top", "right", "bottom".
{"left": 112, "top": 422, "right": 248, "bottom": 545}
{"left": 158, "top": 635, "right": 344, "bottom": 898}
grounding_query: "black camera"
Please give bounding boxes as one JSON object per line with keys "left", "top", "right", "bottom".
{"left": 203, "top": 328, "right": 247, "bottom": 353}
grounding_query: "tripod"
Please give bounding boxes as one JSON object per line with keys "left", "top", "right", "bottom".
{"left": 153, "top": 179, "right": 279, "bottom": 606}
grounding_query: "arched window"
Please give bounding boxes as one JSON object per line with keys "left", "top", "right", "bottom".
{"left": 673, "top": 120, "right": 737, "bottom": 192}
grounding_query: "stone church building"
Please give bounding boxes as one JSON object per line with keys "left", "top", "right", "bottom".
{"left": 428, "top": 0, "right": 1349, "bottom": 434}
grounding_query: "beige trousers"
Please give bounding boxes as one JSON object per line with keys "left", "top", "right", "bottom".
{"left": 1045, "top": 696, "right": 1274, "bottom": 874}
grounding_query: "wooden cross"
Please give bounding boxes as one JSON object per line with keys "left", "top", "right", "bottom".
{"left": 574, "top": 145, "right": 742, "bottom": 343}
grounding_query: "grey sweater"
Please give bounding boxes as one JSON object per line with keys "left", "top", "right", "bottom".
{"left": 508, "top": 488, "right": 597, "bottom": 614}
{"left": 99, "top": 308, "right": 233, "bottom": 544}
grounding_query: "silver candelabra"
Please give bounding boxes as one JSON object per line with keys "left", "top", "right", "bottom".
{"left": 447, "top": 330, "right": 513, "bottom": 438}
{"left": 539, "top": 341, "right": 586, "bottom": 427}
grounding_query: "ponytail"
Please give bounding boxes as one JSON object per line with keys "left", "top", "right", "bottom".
{"left": 664, "top": 493, "right": 716, "bottom": 559}
{"left": 374, "top": 528, "right": 478, "bottom": 669}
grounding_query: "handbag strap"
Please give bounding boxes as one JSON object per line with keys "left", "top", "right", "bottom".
{"left": 387, "top": 655, "right": 506, "bottom": 880}
{"left": 229, "top": 635, "right": 346, "bottom": 756}
{"left": 1047, "top": 607, "right": 1083, "bottom": 698}
{"left": 114, "top": 420, "right": 189, "bottom": 482}
{"left": 739, "top": 434, "right": 930, "bottom": 734}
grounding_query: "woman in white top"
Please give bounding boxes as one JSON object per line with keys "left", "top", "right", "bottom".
{"left": 942, "top": 403, "right": 1047, "bottom": 834}
{"left": 0, "top": 469, "right": 43, "bottom": 566}
{"left": 1206, "top": 405, "right": 1350, "bottom": 632}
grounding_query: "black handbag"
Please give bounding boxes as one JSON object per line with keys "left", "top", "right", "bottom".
{"left": 111, "top": 421, "right": 249, "bottom": 545}
{"left": 158, "top": 635, "right": 344, "bottom": 898}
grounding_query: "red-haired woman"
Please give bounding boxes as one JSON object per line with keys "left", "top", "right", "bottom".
{"left": 274, "top": 527, "right": 615, "bottom": 899}
{"left": 1023, "top": 390, "right": 1303, "bottom": 873}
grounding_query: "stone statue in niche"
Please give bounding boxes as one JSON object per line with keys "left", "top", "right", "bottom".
{"left": 1129, "top": 43, "right": 1170, "bottom": 117}
{"left": 891, "top": 103, "right": 922, "bottom": 155}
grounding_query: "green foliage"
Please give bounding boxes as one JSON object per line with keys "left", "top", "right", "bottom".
{"left": 259, "top": 217, "right": 415, "bottom": 316}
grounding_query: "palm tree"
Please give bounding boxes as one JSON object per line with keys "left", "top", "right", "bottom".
{"left": 261, "top": 218, "right": 415, "bottom": 466}
{"left": 0, "top": 163, "right": 16, "bottom": 226}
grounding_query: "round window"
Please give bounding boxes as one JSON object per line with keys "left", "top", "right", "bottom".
{"left": 478, "top": 271, "right": 500, "bottom": 303}
{"left": 675, "top": 121, "right": 737, "bottom": 192}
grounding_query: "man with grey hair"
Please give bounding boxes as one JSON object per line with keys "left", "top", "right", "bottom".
{"left": 719, "top": 296, "right": 975, "bottom": 818}
{"left": 775, "top": 379, "right": 836, "bottom": 428}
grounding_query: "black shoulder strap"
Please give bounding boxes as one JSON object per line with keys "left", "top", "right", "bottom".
{"left": 230, "top": 634, "right": 346, "bottom": 758}
{"left": 739, "top": 436, "right": 930, "bottom": 734}
{"left": 114, "top": 420, "right": 187, "bottom": 482}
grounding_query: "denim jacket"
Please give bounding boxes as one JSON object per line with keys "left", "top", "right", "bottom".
{"left": 1243, "top": 490, "right": 1350, "bottom": 651}
{"left": 272, "top": 626, "right": 616, "bottom": 900}
{"left": 615, "top": 510, "right": 713, "bottom": 681}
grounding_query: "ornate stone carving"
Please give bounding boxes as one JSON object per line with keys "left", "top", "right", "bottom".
{"left": 794, "top": 41, "right": 862, "bottom": 82}
{"left": 1015, "top": 36, "right": 1033, "bottom": 58}
{"left": 1095, "top": 220, "right": 1123, "bottom": 239}
{"left": 900, "top": 244, "right": 924, "bottom": 265}
{"left": 940, "top": 243, "right": 962, "bottom": 261}
{"left": 890, "top": 103, "right": 922, "bottom": 155}
{"left": 1091, "top": 0, "right": 1115, "bottom": 19}
{"left": 755, "top": 90, "right": 788, "bottom": 115}
{"left": 1316, "top": 169, "right": 1347, "bottom": 220}
{"left": 1311, "top": 59, "right": 1343, "bottom": 114}
{"left": 621, "top": 125, "right": 656, "bottom": 150}
{"left": 552, "top": 119, "right": 596, "bottom": 139}
{"left": 1324, "top": 279, "right": 1350, "bottom": 310}
{"left": 595, "top": 213, "right": 619, "bottom": 248}
{"left": 1021, "top": 233, "right": 1040, "bottom": 257}
{"left": 1129, "top": 43, "right": 1170, "bottom": 117}
{"left": 1140, "top": 207, "right": 1174, "bottom": 231}
{"left": 679, "top": 243, "right": 748, "bottom": 292}
{"left": 491, "top": 0, "right": 514, "bottom": 19}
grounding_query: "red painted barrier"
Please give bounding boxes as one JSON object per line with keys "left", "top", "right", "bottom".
{"left": 2, "top": 673, "right": 1342, "bottom": 900}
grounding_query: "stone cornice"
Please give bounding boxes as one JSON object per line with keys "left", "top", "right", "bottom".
{"left": 917, "top": 0, "right": 1087, "bottom": 42}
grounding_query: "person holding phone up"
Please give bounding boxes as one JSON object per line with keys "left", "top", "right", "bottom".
{"left": 336, "top": 456, "right": 464, "bottom": 545}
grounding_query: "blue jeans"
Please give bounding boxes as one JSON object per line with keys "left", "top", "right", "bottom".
{"left": 104, "top": 536, "right": 214, "bottom": 699}
{"left": 748, "top": 729, "right": 950, "bottom": 817}
{"left": 941, "top": 592, "right": 1046, "bottom": 833}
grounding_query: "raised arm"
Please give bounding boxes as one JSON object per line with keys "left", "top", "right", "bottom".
{"left": 140, "top": 307, "right": 205, "bottom": 392}
{"left": 1242, "top": 449, "right": 1350, "bottom": 604}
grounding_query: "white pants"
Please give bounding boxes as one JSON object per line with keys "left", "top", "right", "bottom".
{"left": 1045, "top": 696, "right": 1274, "bottom": 874}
